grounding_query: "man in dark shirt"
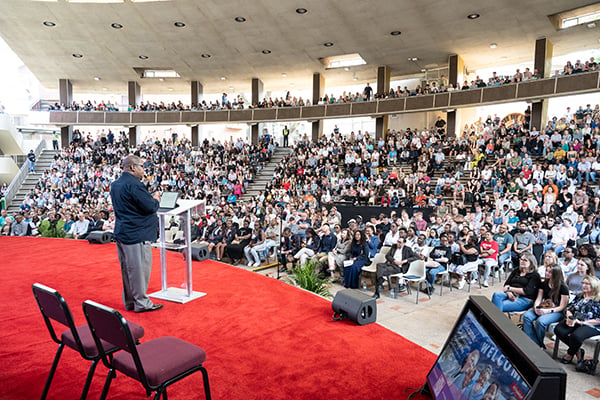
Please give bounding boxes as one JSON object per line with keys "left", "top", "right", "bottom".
{"left": 110, "top": 155, "right": 163, "bottom": 313}
{"left": 424, "top": 235, "right": 453, "bottom": 295}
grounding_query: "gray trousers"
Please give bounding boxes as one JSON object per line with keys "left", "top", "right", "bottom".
{"left": 116, "top": 241, "right": 154, "bottom": 311}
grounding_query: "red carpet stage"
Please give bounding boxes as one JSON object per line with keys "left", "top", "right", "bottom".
{"left": 0, "top": 237, "right": 436, "bottom": 399}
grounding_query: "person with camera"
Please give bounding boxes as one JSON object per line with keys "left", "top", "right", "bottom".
{"left": 555, "top": 275, "right": 600, "bottom": 369}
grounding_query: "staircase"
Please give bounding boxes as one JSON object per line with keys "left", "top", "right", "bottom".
{"left": 6, "top": 149, "right": 59, "bottom": 214}
{"left": 241, "top": 147, "right": 292, "bottom": 201}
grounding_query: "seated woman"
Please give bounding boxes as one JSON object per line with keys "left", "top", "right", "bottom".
{"left": 555, "top": 275, "right": 600, "bottom": 365}
{"left": 205, "top": 219, "right": 224, "bottom": 258}
{"left": 566, "top": 257, "right": 595, "bottom": 297}
{"left": 226, "top": 219, "right": 252, "bottom": 264}
{"left": 327, "top": 228, "right": 352, "bottom": 281}
{"left": 293, "top": 228, "right": 321, "bottom": 267}
{"left": 344, "top": 230, "right": 370, "bottom": 289}
{"left": 491, "top": 253, "right": 540, "bottom": 312}
{"left": 448, "top": 234, "right": 480, "bottom": 290}
{"left": 215, "top": 219, "right": 237, "bottom": 261}
{"left": 538, "top": 250, "right": 559, "bottom": 279}
{"left": 523, "top": 265, "right": 569, "bottom": 348}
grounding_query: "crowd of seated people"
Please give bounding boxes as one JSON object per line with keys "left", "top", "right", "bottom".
{"left": 46, "top": 56, "right": 599, "bottom": 113}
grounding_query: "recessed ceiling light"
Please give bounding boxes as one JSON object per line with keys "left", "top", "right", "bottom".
{"left": 111, "top": 23, "right": 123, "bottom": 29}
{"left": 234, "top": 16, "right": 246, "bottom": 22}
{"left": 344, "top": 67, "right": 350, "bottom": 71}
{"left": 467, "top": 13, "right": 480, "bottom": 19}
{"left": 139, "top": 55, "right": 148, "bottom": 59}
{"left": 102, "top": 87, "right": 108, "bottom": 91}
{"left": 174, "top": 22, "right": 186, "bottom": 27}
{"left": 410, "top": 57, "right": 418, "bottom": 61}
{"left": 167, "top": 87, "right": 173, "bottom": 91}
{"left": 72, "top": 53, "right": 83, "bottom": 58}
{"left": 262, "top": 49, "right": 271, "bottom": 54}
{"left": 353, "top": 77, "right": 358, "bottom": 81}
{"left": 220, "top": 76, "right": 226, "bottom": 80}
{"left": 390, "top": 31, "right": 401, "bottom": 36}
{"left": 158, "top": 78, "right": 165, "bottom": 82}
{"left": 43, "top": 21, "right": 56, "bottom": 27}
{"left": 489, "top": 43, "right": 497, "bottom": 49}
{"left": 281, "top": 73, "right": 287, "bottom": 77}
{"left": 228, "top": 86, "right": 234, "bottom": 90}
{"left": 94, "top": 76, "right": 101, "bottom": 81}
{"left": 323, "top": 42, "right": 334, "bottom": 47}
{"left": 201, "top": 53, "right": 211, "bottom": 58}
{"left": 588, "top": 22, "right": 597, "bottom": 28}
{"left": 296, "top": 8, "right": 308, "bottom": 14}
{"left": 421, "top": 69, "right": 427, "bottom": 72}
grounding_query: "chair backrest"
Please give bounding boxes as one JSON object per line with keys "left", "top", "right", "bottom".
{"left": 82, "top": 300, "right": 134, "bottom": 354}
{"left": 405, "top": 260, "right": 426, "bottom": 278}
{"left": 32, "top": 283, "right": 78, "bottom": 345}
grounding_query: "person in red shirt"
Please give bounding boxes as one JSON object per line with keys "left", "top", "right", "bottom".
{"left": 479, "top": 228, "right": 499, "bottom": 287}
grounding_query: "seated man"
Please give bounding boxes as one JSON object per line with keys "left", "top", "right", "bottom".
{"left": 423, "top": 235, "right": 452, "bottom": 295}
{"left": 372, "top": 237, "right": 416, "bottom": 299}
{"left": 312, "top": 224, "right": 338, "bottom": 270}
{"left": 479, "top": 230, "right": 499, "bottom": 288}
{"left": 278, "top": 227, "right": 302, "bottom": 272}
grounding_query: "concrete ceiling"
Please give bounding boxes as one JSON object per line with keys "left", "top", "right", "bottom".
{"left": 0, "top": 0, "right": 598, "bottom": 97}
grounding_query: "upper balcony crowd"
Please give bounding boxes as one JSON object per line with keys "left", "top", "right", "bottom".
{"left": 46, "top": 58, "right": 598, "bottom": 113}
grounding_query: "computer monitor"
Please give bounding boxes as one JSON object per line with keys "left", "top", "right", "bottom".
{"left": 426, "top": 296, "right": 566, "bottom": 400}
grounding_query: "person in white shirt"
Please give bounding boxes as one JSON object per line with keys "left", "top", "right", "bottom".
{"left": 382, "top": 223, "right": 400, "bottom": 246}
{"left": 68, "top": 213, "right": 90, "bottom": 239}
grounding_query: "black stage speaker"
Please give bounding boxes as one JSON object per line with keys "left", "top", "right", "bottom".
{"left": 87, "top": 231, "right": 113, "bottom": 244}
{"left": 331, "top": 289, "right": 377, "bottom": 325}
{"left": 191, "top": 243, "right": 209, "bottom": 261}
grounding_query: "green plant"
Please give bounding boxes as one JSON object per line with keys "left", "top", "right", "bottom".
{"left": 285, "top": 259, "right": 332, "bottom": 298}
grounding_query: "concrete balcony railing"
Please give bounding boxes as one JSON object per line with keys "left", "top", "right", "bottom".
{"left": 49, "top": 71, "right": 600, "bottom": 126}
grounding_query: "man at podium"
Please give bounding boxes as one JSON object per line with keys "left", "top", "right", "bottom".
{"left": 110, "top": 155, "right": 164, "bottom": 313}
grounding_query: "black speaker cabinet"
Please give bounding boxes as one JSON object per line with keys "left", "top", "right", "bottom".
{"left": 87, "top": 231, "right": 113, "bottom": 244}
{"left": 191, "top": 243, "right": 209, "bottom": 261}
{"left": 331, "top": 289, "right": 377, "bottom": 325}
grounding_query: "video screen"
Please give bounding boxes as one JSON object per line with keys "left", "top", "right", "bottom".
{"left": 427, "top": 310, "right": 531, "bottom": 400}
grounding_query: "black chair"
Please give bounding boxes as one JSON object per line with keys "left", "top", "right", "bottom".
{"left": 82, "top": 300, "right": 211, "bottom": 400}
{"left": 32, "top": 283, "right": 145, "bottom": 400}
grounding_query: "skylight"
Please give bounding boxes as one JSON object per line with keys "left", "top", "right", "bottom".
{"left": 320, "top": 53, "right": 366, "bottom": 70}
{"left": 549, "top": 4, "right": 600, "bottom": 30}
{"left": 142, "top": 69, "right": 180, "bottom": 78}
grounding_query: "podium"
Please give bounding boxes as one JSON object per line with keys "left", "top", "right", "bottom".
{"left": 149, "top": 199, "right": 207, "bottom": 304}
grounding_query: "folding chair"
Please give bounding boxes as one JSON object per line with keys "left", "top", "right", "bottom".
{"left": 32, "top": 283, "right": 145, "bottom": 400}
{"left": 83, "top": 300, "right": 211, "bottom": 400}
{"left": 390, "top": 260, "right": 430, "bottom": 304}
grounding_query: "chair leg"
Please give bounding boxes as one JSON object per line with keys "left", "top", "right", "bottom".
{"left": 153, "top": 387, "right": 165, "bottom": 400}
{"left": 415, "top": 282, "right": 420, "bottom": 304}
{"left": 41, "top": 343, "right": 64, "bottom": 400}
{"left": 200, "top": 366, "right": 212, "bottom": 400}
{"left": 80, "top": 359, "right": 99, "bottom": 400}
{"left": 99, "top": 369, "right": 115, "bottom": 400}
{"left": 553, "top": 335, "right": 560, "bottom": 359}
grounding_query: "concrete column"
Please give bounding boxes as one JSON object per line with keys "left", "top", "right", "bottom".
{"left": 534, "top": 37, "right": 553, "bottom": 78}
{"left": 311, "top": 121, "right": 322, "bottom": 142}
{"left": 128, "top": 126, "right": 138, "bottom": 147}
{"left": 251, "top": 124, "right": 259, "bottom": 145}
{"left": 446, "top": 111, "right": 457, "bottom": 138}
{"left": 59, "top": 79, "right": 72, "bottom": 108}
{"left": 191, "top": 81, "right": 203, "bottom": 107}
{"left": 59, "top": 79, "right": 73, "bottom": 144}
{"left": 448, "top": 55, "right": 465, "bottom": 88}
{"left": 312, "top": 73, "right": 325, "bottom": 105}
{"left": 530, "top": 101, "right": 548, "bottom": 133}
{"left": 251, "top": 78, "right": 263, "bottom": 107}
{"left": 128, "top": 81, "right": 141, "bottom": 109}
{"left": 375, "top": 116, "right": 388, "bottom": 140}
{"left": 191, "top": 126, "right": 199, "bottom": 147}
{"left": 377, "top": 65, "right": 390, "bottom": 97}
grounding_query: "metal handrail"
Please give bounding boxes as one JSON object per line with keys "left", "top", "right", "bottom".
{"left": 3, "top": 140, "right": 47, "bottom": 208}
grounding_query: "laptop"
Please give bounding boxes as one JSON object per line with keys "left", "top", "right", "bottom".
{"left": 157, "top": 191, "right": 180, "bottom": 212}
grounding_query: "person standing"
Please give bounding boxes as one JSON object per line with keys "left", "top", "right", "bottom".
{"left": 363, "top": 83, "right": 373, "bottom": 101}
{"left": 27, "top": 150, "right": 36, "bottom": 173}
{"left": 51, "top": 131, "right": 60, "bottom": 150}
{"left": 282, "top": 125, "right": 290, "bottom": 147}
{"left": 110, "top": 155, "right": 163, "bottom": 313}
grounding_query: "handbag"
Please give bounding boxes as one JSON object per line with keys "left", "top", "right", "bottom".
{"left": 576, "top": 359, "right": 598, "bottom": 374}
{"left": 539, "top": 298, "right": 555, "bottom": 309}
{"left": 451, "top": 253, "right": 466, "bottom": 266}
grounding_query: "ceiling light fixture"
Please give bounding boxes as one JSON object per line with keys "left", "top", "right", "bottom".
{"left": 220, "top": 76, "right": 226, "bottom": 80}
{"left": 344, "top": 67, "right": 350, "bottom": 71}
{"left": 410, "top": 57, "right": 418, "bottom": 61}
{"left": 139, "top": 55, "right": 148, "bottom": 59}
{"left": 421, "top": 68, "right": 426, "bottom": 72}
{"left": 390, "top": 31, "right": 401, "bottom": 36}
{"left": 94, "top": 76, "right": 101, "bottom": 81}
{"left": 296, "top": 8, "right": 307, "bottom": 14}
{"left": 262, "top": 49, "right": 271, "bottom": 54}
{"left": 588, "top": 22, "right": 597, "bottom": 28}
{"left": 467, "top": 13, "right": 480, "bottom": 19}
{"left": 201, "top": 53, "right": 211, "bottom": 58}
{"left": 102, "top": 87, "right": 108, "bottom": 91}
{"left": 234, "top": 16, "right": 246, "bottom": 22}
{"left": 158, "top": 78, "right": 165, "bottom": 82}
{"left": 489, "top": 43, "right": 497, "bottom": 48}
{"left": 167, "top": 87, "right": 173, "bottom": 91}
{"left": 323, "top": 42, "right": 334, "bottom": 47}
{"left": 111, "top": 23, "right": 123, "bottom": 29}
{"left": 72, "top": 53, "right": 83, "bottom": 58}
{"left": 43, "top": 21, "right": 56, "bottom": 27}
{"left": 174, "top": 21, "right": 186, "bottom": 27}
{"left": 353, "top": 77, "right": 358, "bottom": 81}
{"left": 281, "top": 73, "right": 287, "bottom": 77}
